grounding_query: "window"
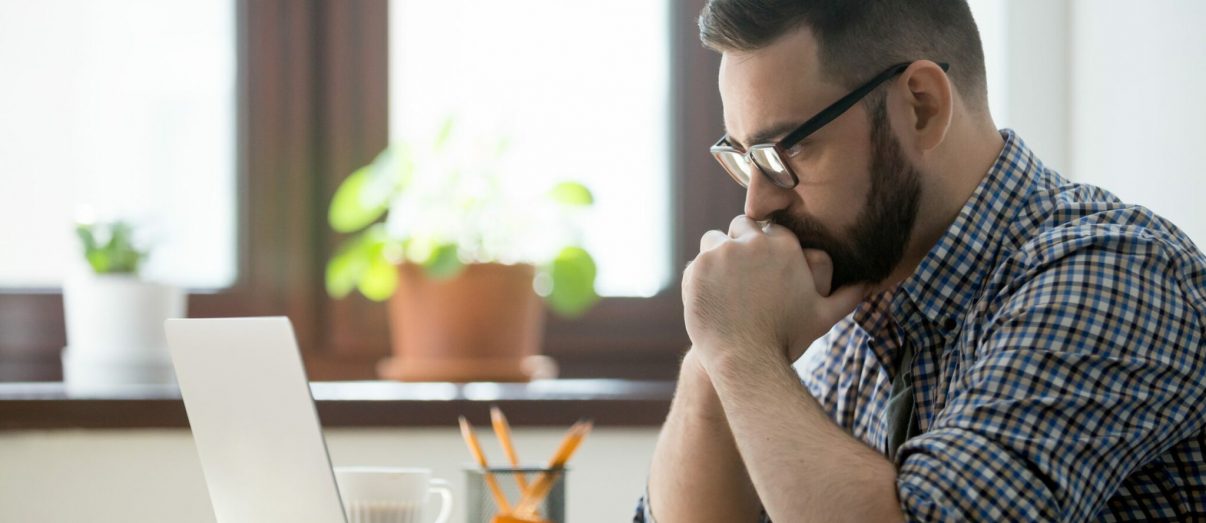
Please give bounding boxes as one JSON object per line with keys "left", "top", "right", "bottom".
{"left": 0, "top": 1, "right": 726, "bottom": 381}
{"left": 389, "top": 0, "right": 673, "bottom": 297}
{"left": 14, "top": 2, "right": 1196, "bottom": 383}
{"left": 0, "top": 0, "right": 237, "bottom": 290}
{"left": 319, "top": 0, "right": 726, "bottom": 379}
{"left": 0, "top": 0, "right": 347, "bottom": 381}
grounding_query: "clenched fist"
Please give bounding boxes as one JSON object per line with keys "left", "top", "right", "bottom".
{"left": 683, "top": 215, "right": 868, "bottom": 371}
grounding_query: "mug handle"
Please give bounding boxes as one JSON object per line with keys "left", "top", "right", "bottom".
{"left": 428, "top": 478, "right": 453, "bottom": 523}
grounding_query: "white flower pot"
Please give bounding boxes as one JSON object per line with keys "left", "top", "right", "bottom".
{"left": 61, "top": 271, "right": 186, "bottom": 390}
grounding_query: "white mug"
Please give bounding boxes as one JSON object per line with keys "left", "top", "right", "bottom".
{"left": 334, "top": 466, "right": 453, "bottom": 523}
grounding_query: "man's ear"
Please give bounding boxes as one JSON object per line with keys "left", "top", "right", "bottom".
{"left": 896, "top": 60, "right": 953, "bottom": 152}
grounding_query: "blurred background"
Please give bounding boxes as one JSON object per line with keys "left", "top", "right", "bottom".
{"left": 1, "top": 0, "right": 1204, "bottom": 382}
{"left": 0, "top": 1, "right": 1203, "bottom": 521}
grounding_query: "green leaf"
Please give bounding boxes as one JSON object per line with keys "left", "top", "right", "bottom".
{"left": 547, "top": 246, "right": 598, "bottom": 317}
{"left": 325, "top": 225, "right": 388, "bottom": 299}
{"left": 357, "top": 254, "right": 398, "bottom": 302}
{"left": 325, "top": 246, "right": 369, "bottom": 299}
{"left": 76, "top": 225, "right": 104, "bottom": 273}
{"left": 329, "top": 164, "right": 390, "bottom": 234}
{"left": 75, "top": 224, "right": 98, "bottom": 253}
{"left": 105, "top": 223, "right": 134, "bottom": 273}
{"left": 75, "top": 221, "right": 144, "bottom": 274}
{"left": 422, "top": 243, "right": 464, "bottom": 280}
{"left": 548, "top": 181, "right": 594, "bottom": 206}
{"left": 85, "top": 250, "right": 109, "bottom": 273}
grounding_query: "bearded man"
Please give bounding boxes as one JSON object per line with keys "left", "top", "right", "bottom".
{"left": 639, "top": 0, "right": 1206, "bottom": 521}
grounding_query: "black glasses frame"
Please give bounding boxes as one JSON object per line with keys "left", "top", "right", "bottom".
{"left": 711, "top": 60, "right": 950, "bottom": 189}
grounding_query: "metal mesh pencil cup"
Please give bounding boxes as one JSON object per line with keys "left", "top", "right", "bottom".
{"left": 464, "top": 466, "right": 567, "bottom": 523}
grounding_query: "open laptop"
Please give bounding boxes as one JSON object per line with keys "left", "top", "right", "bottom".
{"left": 165, "top": 317, "right": 348, "bottom": 523}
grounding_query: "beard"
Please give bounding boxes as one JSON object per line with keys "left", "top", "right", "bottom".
{"left": 769, "top": 97, "right": 922, "bottom": 292}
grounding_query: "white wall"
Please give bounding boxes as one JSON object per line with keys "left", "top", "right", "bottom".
{"left": 1001, "top": 0, "right": 1071, "bottom": 173}
{"left": 991, "top": 0, "right": 1206, "bottom": 247}
{"left": 0, "top": 428, "right": 660, "bottom": 523}
{"left": 1068, "top": 0, "right": 1206, "bottom": 246}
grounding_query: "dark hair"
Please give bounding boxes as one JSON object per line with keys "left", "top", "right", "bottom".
{"left": 699, "top": 0, "right": 987, "bottom": 110}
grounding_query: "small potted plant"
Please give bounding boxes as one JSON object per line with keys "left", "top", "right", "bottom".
{"left": 325, "top": 120, "right": 598, "bottom": 382}
{"left": 62, "top": 218, "right": 186, "bottom": 390}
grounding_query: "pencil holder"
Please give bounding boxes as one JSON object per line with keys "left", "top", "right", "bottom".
{"left": 464, "top": 465, "right": 567, "bottom": 523}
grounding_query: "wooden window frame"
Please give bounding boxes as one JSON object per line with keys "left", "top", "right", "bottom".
{"left": 0, "top": 0, "right": 742, "bottom": 382}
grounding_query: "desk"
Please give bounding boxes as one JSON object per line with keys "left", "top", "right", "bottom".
{"left": 0, "top": 415, "right": 662, "bottom": 522}
{"left": 0, "top": 379, "right": 675, "bottom": 430}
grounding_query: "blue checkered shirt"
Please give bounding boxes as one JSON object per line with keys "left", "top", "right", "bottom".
{"left": 636, "top": 130, "right": 1206, "bottom": 521}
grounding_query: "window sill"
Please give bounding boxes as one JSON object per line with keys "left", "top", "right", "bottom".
{"left": 0, "top": 379, "right": 674, "bottom": 430}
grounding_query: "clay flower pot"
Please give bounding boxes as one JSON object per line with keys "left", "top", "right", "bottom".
{"left": 377, "top": 262, "right": 553, "bottom": 382}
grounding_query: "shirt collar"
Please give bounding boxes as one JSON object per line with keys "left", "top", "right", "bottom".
{"left": 892, "top": 129, "right": 1044, "bottom": 331}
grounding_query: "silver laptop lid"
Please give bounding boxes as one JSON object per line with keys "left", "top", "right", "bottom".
{"left": 165, "top": 317, "right": 347, "bottom": 523}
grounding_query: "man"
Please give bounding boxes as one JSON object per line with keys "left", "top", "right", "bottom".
{"left": 638, "top": 0, "right": 1206, "bottom": 521}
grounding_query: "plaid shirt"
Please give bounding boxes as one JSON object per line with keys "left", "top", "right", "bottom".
{"left": 637, "top": 130, "right": 1206, "bottom": 521}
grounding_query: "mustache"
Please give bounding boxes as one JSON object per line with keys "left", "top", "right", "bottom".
{"left": 768, "top": 209, "right": 835, "bottom": 251}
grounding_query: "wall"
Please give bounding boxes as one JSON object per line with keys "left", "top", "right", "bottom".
{"left": 0, "top": 428, "right": 660, "bottom": 523}
{"left": 1068, "top": 0, "right": 1206, "bottom": 247}
{"left": 992, "top": 0, "right": 1206, "bottom": 246}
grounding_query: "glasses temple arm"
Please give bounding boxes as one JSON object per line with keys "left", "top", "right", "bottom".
{"left": 779, "top": 61, "right": 950, "bottom": 146}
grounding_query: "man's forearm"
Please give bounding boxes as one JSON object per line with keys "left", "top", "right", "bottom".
{"left": 647, "top": 350, "right": 761, "bottom": 522}
{"left": 708, "top": 347, "right": 903, "bottom": 523}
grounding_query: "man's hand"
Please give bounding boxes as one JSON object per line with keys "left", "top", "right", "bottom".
{"left": 683, "top": 215, "right": 867, "bottom": 369}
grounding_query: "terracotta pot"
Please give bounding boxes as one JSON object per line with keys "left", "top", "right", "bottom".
{"left": 377, "top": 262, "right": 550, "bottom": 382}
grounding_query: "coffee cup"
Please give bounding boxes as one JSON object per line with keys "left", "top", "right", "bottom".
{"left": 334, "top": 466, "right": 453, "bottom": 523}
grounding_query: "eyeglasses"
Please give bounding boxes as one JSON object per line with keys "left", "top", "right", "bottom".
{"left": 711, "top": 61, "right": 950, "bottom": 189}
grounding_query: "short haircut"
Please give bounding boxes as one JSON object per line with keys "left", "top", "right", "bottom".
{"left": 699, "top": 0, "right": 988, "bottom": 110}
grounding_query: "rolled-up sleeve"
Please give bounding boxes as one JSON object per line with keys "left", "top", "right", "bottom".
{"left": 896, "top": 235, "right": 1206, "bottom": 521}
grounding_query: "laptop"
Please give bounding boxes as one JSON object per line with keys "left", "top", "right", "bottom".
{"left": 165, "top": 317, "right": 348, "bottom": 523}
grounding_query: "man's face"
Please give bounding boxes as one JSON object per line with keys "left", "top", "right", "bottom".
{"left": 718, "top": 28, "right": 921, "bottom": 290}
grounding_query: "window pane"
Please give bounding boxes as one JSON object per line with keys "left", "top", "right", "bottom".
{"left": 0, "top": 0, "right": 237, "bottom": 289}
{"left": 389, "top": 0, "right": 671, "bottom": 297}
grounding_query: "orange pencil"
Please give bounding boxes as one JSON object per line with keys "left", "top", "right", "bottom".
{"left": 459, "top": 416, "right": 512, "bottom": 513}
{"left": 491, "top": 406, "right": 530, "bottom": 492}
{"left": 514, "top": 420, "right": 593, "bottom": 516}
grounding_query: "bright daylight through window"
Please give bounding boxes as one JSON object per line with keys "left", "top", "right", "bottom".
{"left": 389, "top": 0, "right": 672, "bottom": 297}
{"left": 0, "top": 0, "right": 236, "bottom": 290}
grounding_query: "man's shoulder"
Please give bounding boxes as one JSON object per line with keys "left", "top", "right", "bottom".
{"left": 971, "top": 180, "right": 1206, "bottom": 340}
{"left": 996, "top": 176, "right": 1203, "bottom": 285}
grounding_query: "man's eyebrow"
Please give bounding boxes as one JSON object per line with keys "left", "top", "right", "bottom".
{"left": 725, "top": 120, "right": 804, "bottom": 150}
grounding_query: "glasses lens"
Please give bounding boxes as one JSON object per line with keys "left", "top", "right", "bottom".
{"left": 749, "top": 146, "right": 795, "bottom": 188}
{"left": 715, "top": 151, "right": 754, "bottom": 187}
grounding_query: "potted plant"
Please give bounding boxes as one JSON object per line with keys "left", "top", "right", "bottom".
{"left": 325, "top": 121, "right": 599, "bottom": 382}
{"left": 62, "top": 219, "right": 186, "bottom": 390}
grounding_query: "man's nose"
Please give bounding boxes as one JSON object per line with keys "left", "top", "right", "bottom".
{"left": 743, "top": 169, "right": 793, "bottom": 221}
